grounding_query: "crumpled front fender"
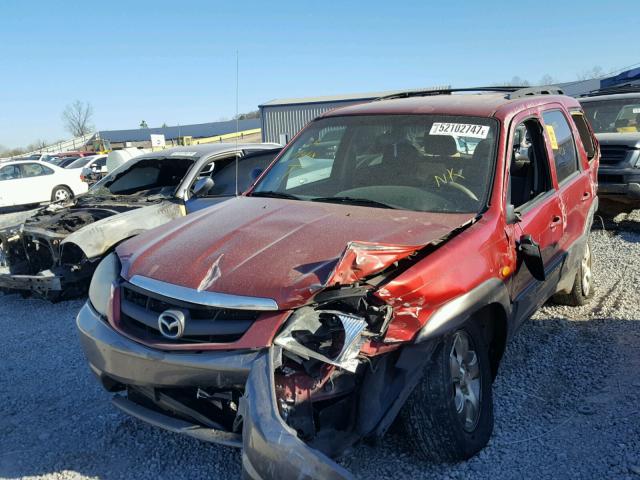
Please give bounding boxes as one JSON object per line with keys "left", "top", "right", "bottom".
{"left": 61, "top": 201, "right": 184, "bottom": 260}
{"left": 239, "top": 348, "right": 354, "bottom": 480}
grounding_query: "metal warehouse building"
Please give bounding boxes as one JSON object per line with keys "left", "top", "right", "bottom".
{"left": 259, "top": 72, "right": 640, "bottom": 144}
{"left": 259, "top": 89, "right": 446, "bottom": 144}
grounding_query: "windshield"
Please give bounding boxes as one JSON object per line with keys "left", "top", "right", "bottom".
{"left": 582, "top": 98, "right": 640, "bottom": 133}
{"left": 66, "top": 157, "right": 93, "bottom": 169}
{"left": 88, "top": 156, "right": 196, "bottom": 198}
{"left": 253, "top": 115, "right": 498, "bottom": 213}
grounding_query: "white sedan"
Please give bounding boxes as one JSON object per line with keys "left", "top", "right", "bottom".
{"left": 0, "top": 160, "right": 88, "bottom": 209}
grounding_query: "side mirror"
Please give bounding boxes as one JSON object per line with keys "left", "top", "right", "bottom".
{"left": 250, "top": 167, "right": 264, "bottom": 181}
{"left": 518, "top": 234, "right": 546, "bottom": 281}
{"left": 506, "top": 204, "right": 521, "bottom": 224}
{"left": 192, "top": 177, "right": 214, "bottom": 198}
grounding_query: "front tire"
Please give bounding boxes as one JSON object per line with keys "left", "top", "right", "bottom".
{"left": 51, "top": 185, "right": 73, "bottom": 202}
{"left": 401, "top": 321, "right": 494, "bottom": 463}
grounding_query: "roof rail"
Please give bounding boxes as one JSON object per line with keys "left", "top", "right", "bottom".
{"left": 579, "top": 82, "right": 640, "bottom": 97}
{"left": 377, "top": 86, "right": 564, "bottom": 101}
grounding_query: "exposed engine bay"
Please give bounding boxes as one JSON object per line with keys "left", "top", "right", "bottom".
{"left": 0, "top": 157, "right": 194, "bottom": 297}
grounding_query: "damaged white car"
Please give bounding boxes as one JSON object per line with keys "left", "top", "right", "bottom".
{"left": 0, "top": 144, "right": 280, "bottom": 298}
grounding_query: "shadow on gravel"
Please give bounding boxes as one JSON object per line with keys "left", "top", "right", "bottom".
{"left": 343, "top": 315, "right": 640, "bottom": 480}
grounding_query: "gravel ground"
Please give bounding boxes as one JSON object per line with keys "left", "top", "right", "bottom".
{"left": 1, "top": 211, "right": 639, "bottom": 480}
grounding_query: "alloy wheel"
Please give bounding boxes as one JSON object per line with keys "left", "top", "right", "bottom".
{"left": 54, "top": 189, "right": 70, "bottom": 201}
{"left": 450, "top": 330, "right": 482, "bottom": 432}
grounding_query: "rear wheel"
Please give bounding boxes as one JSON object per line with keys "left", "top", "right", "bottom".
{"left": 553, "top": 238, "right": 594, "bottom": 306}
{"left": 401, "top": 320, "right": 494, "bottom": 463}
{"left": 51, "top": 185, "right": 73, "bottom": 202}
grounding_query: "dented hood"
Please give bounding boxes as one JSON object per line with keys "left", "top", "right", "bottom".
{"left": 117, "top": 197, "right": 474, "bottom": 309}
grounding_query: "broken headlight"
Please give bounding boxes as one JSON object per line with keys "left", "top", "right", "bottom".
{"left": 89, "top": 253, "right": 120, "bottom": 316}
{"left": 274, "top": 307, "right": 367, "bottom": 373}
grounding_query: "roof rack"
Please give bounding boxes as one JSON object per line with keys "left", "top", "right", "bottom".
{"left": 377, "top": 86, "right": 564, "bottom": 101}
{"left": 579, "top": 82, "right": 640, "bottom": 97}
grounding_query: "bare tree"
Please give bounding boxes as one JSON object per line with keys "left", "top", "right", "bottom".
{"left": 576, "top": 66, "right": 604, "bottom": 81}
{"left": 507, "top": 76, "right": 530, "bottom": 87}
{"left": 62, "top": 100, "right": 94, "bottom": 137}
{"left": 26, "top": 139, "right": 48, "bottom": 151}
{"left": 539, "top": 74, "right": 557, "bottom": 85}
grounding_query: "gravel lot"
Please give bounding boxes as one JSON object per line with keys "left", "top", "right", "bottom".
{"left": 1, "top": 210, "right": 639, "bottom": 480}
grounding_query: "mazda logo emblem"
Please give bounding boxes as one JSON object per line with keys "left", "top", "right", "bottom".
{"left": 157, "top": 309, "right": 187, "bottom": 339}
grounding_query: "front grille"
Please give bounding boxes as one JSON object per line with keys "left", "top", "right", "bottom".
{"left": 599, "top": 146, "right": 631, "bottom": 165}
{"left": 119, "top": 283, "right": 261, "bottom": 344}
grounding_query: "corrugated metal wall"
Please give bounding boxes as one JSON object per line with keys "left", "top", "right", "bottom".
{"left": 260, "top": 101, "right": 364, "bottom": 143}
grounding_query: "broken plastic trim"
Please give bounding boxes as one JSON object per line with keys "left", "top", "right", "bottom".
{"left": 274, "top": 308, "right": 367, "bottom": 373}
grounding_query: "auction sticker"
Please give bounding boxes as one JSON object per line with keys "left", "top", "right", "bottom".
{"left": 545, "top": 125, "right": 559, "bottom": 149}
{"left": 429, "top": 122, "right": 490, "bottom": 139}
{"left": 633, "top": 107, "right": 640, "bottom": 114}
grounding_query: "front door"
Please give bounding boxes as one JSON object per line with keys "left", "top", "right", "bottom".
{"left": 505, "top": 113, "right": 564, "bottom": 328}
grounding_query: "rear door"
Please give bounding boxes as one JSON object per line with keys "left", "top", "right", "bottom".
{"left": 540, "top": 108, "right": 594, "bottom": 261}
{"left": 505, "top": 111, "right": 564, "bottom": 327}
{"left": 19, "top": 163, "right": 54, "bottom": 203}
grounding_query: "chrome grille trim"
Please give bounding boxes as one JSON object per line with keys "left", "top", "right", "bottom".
{"left": 128, "top": 275, "right": 279, "bottom": 311}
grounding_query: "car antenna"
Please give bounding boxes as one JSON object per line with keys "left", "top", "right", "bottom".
{"left": 235, "top": 50, "right": 240, "bottom": 196}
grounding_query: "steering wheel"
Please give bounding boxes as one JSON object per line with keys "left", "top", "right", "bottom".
{"left": 442, "top": 181, "right": 479, "bottom": 202}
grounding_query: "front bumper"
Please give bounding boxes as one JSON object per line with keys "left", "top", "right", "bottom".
{"left": 0, "top": 270, "right": 62, "bottom": 291}
{"left": 76, "top": 301, "right": 259, "bottom": 389}
{"left": 76, "top": 301, "right": 354, "bottom": 480}
{"left": 240, "top": 349, "right": 353, "bottom": 480}
{"left": 598, "top": 167, "right": 640, "bottom": 199}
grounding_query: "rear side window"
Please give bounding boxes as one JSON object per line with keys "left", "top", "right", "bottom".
{"left": 570, "top": 112, "right": 596, "bottom": 160}
{"left": 21, "top": 163, "right": 48, "bottom": 177}
{"left": 542, "top": 110, "right": 579, "bottom": 183}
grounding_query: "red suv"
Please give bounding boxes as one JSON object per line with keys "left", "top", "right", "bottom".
{"left": 77, "top": 87, "right": 599, "bottom": 479}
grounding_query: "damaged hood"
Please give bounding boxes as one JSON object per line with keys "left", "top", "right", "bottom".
{"left": 118, "top": 197, "right": 474, "bottom": 309}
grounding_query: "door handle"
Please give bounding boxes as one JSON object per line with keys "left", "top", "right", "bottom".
{"left": 582, "top": 192, "right": 591, "bottom": 201}
{"left": 550, "top": 215, "right": 562, "bottom": 228}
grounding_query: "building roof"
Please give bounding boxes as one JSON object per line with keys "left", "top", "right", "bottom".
{"left": 259, "top": 87, "right": 449, "bottom": 107}
{"left": 97, "top": 118, "right": 260, "bottom": 143}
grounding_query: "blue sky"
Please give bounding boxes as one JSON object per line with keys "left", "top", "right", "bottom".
{"left": 0, "top": 0, "right": 638, "bottom": 148}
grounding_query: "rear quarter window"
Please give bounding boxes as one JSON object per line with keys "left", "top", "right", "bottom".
{"left": 570, "top": 111, "right": 596, "bottom": 160}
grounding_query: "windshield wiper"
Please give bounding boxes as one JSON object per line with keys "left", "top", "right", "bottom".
{"left": 310, "top": 196, "right": 397, "bottom": 209}
{"left": 250, "top": 191, "right": 302, "bottom": 200}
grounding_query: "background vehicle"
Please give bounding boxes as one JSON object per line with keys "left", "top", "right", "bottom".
{"left": 0, "top": 143, "right": 281, "bottom": 297}
{"left": 65, "top": 154, "right": 108, "bottom": 184}
{"left": 77, "top": 87, "right": 599, "bottom": 480}
{"left": 0, "top": 160, "right": 88, "bottom": 209}
{"left": 580, "top": 84, "right": 640, "bottom": 203}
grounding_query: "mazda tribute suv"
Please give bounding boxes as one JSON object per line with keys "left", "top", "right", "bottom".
{"left": 77, "top": 87, "right": 599, "bottom": 479}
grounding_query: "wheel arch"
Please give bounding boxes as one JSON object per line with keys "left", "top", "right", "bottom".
{"left": 470, "top": 303, "right": 508, "bottom": 380}
{"left": 51, "top": 184, "right": 74, "bottom": 200}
